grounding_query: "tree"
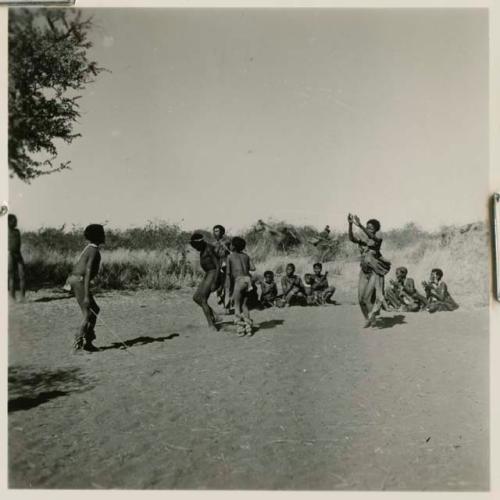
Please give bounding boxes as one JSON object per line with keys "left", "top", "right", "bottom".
{"left": 9, "top": 9, "right": 106, "bottom": 182}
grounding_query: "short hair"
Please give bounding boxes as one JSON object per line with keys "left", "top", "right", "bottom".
{"left": 396, "top": 266, "right": 408, "bottom": 275}
{"left": 286, "top": 263, "right": 296, "bottom": 271}
{"left": 84, "top": 224, "right": 105, "bottom": 244}
{"left": 313, "top": 262, "right": 322, "bottom": 269}
{"left": 8, "top": 214, "right": 17, "bottom": 226}
{"left": 264, "top": 270, "right": 274, "bottom": 278}
{"left": 213, "top": 224, "right": 226, "bottom": 235}
{"left": 231, "top": 236, "right": 246, "bottom": 252}
{"left": 432, "top": 268, "right": 444, "bottom": 279}
{"left": 304, "top": 273, "right": 313, "bottom": 283}
{"left": 367, "top": 219, "right": 381, "bottom": 232}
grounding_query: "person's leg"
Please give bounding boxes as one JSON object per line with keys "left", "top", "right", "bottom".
{"left": 17, "top": 258, "right": 26, "bottom": 301}
{"left": 69, "top": 277, "right": 91, "bottom": 349}
{"left": 241, "top": 291, "right": 254, "bottom": 334}
{"left": 193, "top": 270, "right": 218, "bottom": 330}
{"left": 295, "top": 291, "right": 307, "bottom": 306}
{"left": 404, "top": 300, "right": 420, "bottom": 312}
{"left": 385, "top": 289, "right": 401, "bottom": 309}
{"left": 284, "top": 288, "right": 298, "bottom": 306}
{"left": 358, "top": 271, "right": 372, "bottom": 319}
{"left": 427, "top": 302, "right": 441, "bottom": 313}
{"left": 86, "top": 293, "right": 100, "bottom": 344}
{"left": 370, "top": 275, "right": 385, "bottom": 316}
{"left": 362, "top": 274, "right": 379, "bottom": 325}
{"left": 323, "top": 286, "right": 336, "bottom": 303}
{"left": 232, "top": 280, "right": 245, "bottom": 318}
{"left": 216, "top": 268, "right": 225, "bottom": 305}
{"left": 8, "top": 253, "right": 16, "bottom": 300}
{"left": 223, "top": 275, "right": 234, "bottom": 313}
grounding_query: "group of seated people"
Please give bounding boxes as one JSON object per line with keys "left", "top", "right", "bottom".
{"left": 248, "top": 262, "right": 336, "bottom": 309}
{"left": 384, "top": 266, "right": 459, "bottom": 313}
{"left": 247, "top": 264, "right": 459, "bottom": 313}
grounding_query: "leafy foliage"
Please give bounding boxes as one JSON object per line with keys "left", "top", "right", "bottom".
{"left": 9, "top": 8, "right": 105, "bottom": 181}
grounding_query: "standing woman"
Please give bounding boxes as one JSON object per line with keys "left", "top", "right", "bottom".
{"left": 348, "top": 214, "right": 391, "bottom": 327}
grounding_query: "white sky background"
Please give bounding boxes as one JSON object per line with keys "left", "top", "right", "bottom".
{"left": 9, "top": 8, "right": 489, "bottom": 233}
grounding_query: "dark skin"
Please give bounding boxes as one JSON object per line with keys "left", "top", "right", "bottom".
{"left": 348, "top": 214, "right": 387, "bottom": 323}
{"left": 348, "top": 214, "right": 382, "bottom": 251}
{"left": 8, "top": 215, "right": 26, "bottom": 301}
{"left": 281, "top": 265, "right": 306, "bottom": 306}
{"left": 191, "top": 240, "right": 220, "bottom": 330}
{"left": 423, "top": 271, "right": 446, "bottom": 301}
{"left": 227, "top": 246, "right": 255, "bottom": 322}
{"left": 312, "top": 266, "right": 329, "bottom": 291}
{"left": 212, "top": 229, "right": 232, "bottom": 312}
{"left": 71, "top": 233, "right": 105, "bottom": 349}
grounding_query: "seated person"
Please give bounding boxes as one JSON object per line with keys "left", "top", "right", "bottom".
{"left": 311, "top": 262, "right": 336, "bottom": 304}
{"left": 386, "top": 266, "right": 427, "bottom": 312}
{"left": 279, "top": 263, "right": 307, "bottom": 307}
{"left": 303, "top": 273, "right": 320, "bottom": 305}
{"left": 422, "top": 268, "right": 459, "bottom": 313}
{"left": 259, "top": 270, "right": 279, "bottom": 308}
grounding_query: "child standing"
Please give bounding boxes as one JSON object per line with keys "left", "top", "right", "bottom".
{"left": 67, "top": 224, "right": 105, "bottom": 352}
{"left": 190, "top": 233, "right": 220, "bottom": 331}
{"left": 226, "top": 237, "right": 255, "bottom": 335}
{"left": 8, "top": 214, "right": 26, "bottom": 302}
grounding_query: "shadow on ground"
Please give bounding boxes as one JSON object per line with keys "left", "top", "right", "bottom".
{"left": 376, "top": 314, "right": 407, "bottom": 329}
{"left": 32, "top": 295, "right": 72, "bottom": 303}
{"left": 257, "top": 319, "right": 285, "bottom": 330}
{"left": 8, "top": 366, "right": 93, "bottom": 413}
{"left": 98, "top": 334, "right": 180, "bottom": 351}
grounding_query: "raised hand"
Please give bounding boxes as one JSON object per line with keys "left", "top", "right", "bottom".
{"left": 347, "top": 213, "right": 354, "bottom": 224}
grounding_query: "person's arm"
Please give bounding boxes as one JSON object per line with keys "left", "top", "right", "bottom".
{"left": 348, "top": 216, "right": 360, "bottom": 244}
{"left": 404, "top": 278, "right": 416, "bottom": 295}
{"left": 225, "top": 254, "right": 232, "bottom": 287}
{"left": 421, "top": 281, "right": 433, "bottom": 298}
{"left": 281, "top": 276, "right": 291, "bottom": 295}
{"left": 353, "top": 216, "right": 382, "bottom": 244}
{"left": 221, "top": 238, "right": 231, "bottom": 256}
{"left": 83, "top": 247, "right": 97, "bottom": 308}
{"left": 433, "top": 282, "right": 447, "bottom": 301}
{"left": 248, "top": 256, "right": 256, "bottom": 273}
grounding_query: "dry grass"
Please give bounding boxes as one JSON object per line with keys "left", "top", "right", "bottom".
{"left": 19, "top": 220, "right": 489, "bottom": 307}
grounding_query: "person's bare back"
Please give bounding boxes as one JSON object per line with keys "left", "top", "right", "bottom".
{"left": 227, "top": 251, "right": 254, "bottom": 279}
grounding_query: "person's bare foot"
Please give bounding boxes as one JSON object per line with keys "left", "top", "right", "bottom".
{"left": 83, "top": 342, "right": 100, "bottom": 352}
{"left": 364, "top": 313, "right": 377, "bottom": 328}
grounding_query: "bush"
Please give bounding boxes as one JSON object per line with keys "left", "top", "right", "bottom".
{"left": 17, "top": 219, "right": 489, "bottom": 307}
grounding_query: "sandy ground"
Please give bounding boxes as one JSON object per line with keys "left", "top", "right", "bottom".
{"left": 8, "top": 289, "right": 489, "bottom": 490}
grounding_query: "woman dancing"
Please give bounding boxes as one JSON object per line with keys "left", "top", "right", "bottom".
{"left": 348, "top": 214, "right": 391, "bottom": 327}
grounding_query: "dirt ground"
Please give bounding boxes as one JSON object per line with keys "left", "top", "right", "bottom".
{"left": 8, "top": 289, "right": 489, "bottom": 490}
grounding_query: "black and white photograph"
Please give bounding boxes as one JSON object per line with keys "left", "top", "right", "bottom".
{"left": 6, "top": 4, "right": 491, "bottom": 491}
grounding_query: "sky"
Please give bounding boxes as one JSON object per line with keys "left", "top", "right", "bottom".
{"left": 9, "top": 8, "right": 489, "bottom": 234}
